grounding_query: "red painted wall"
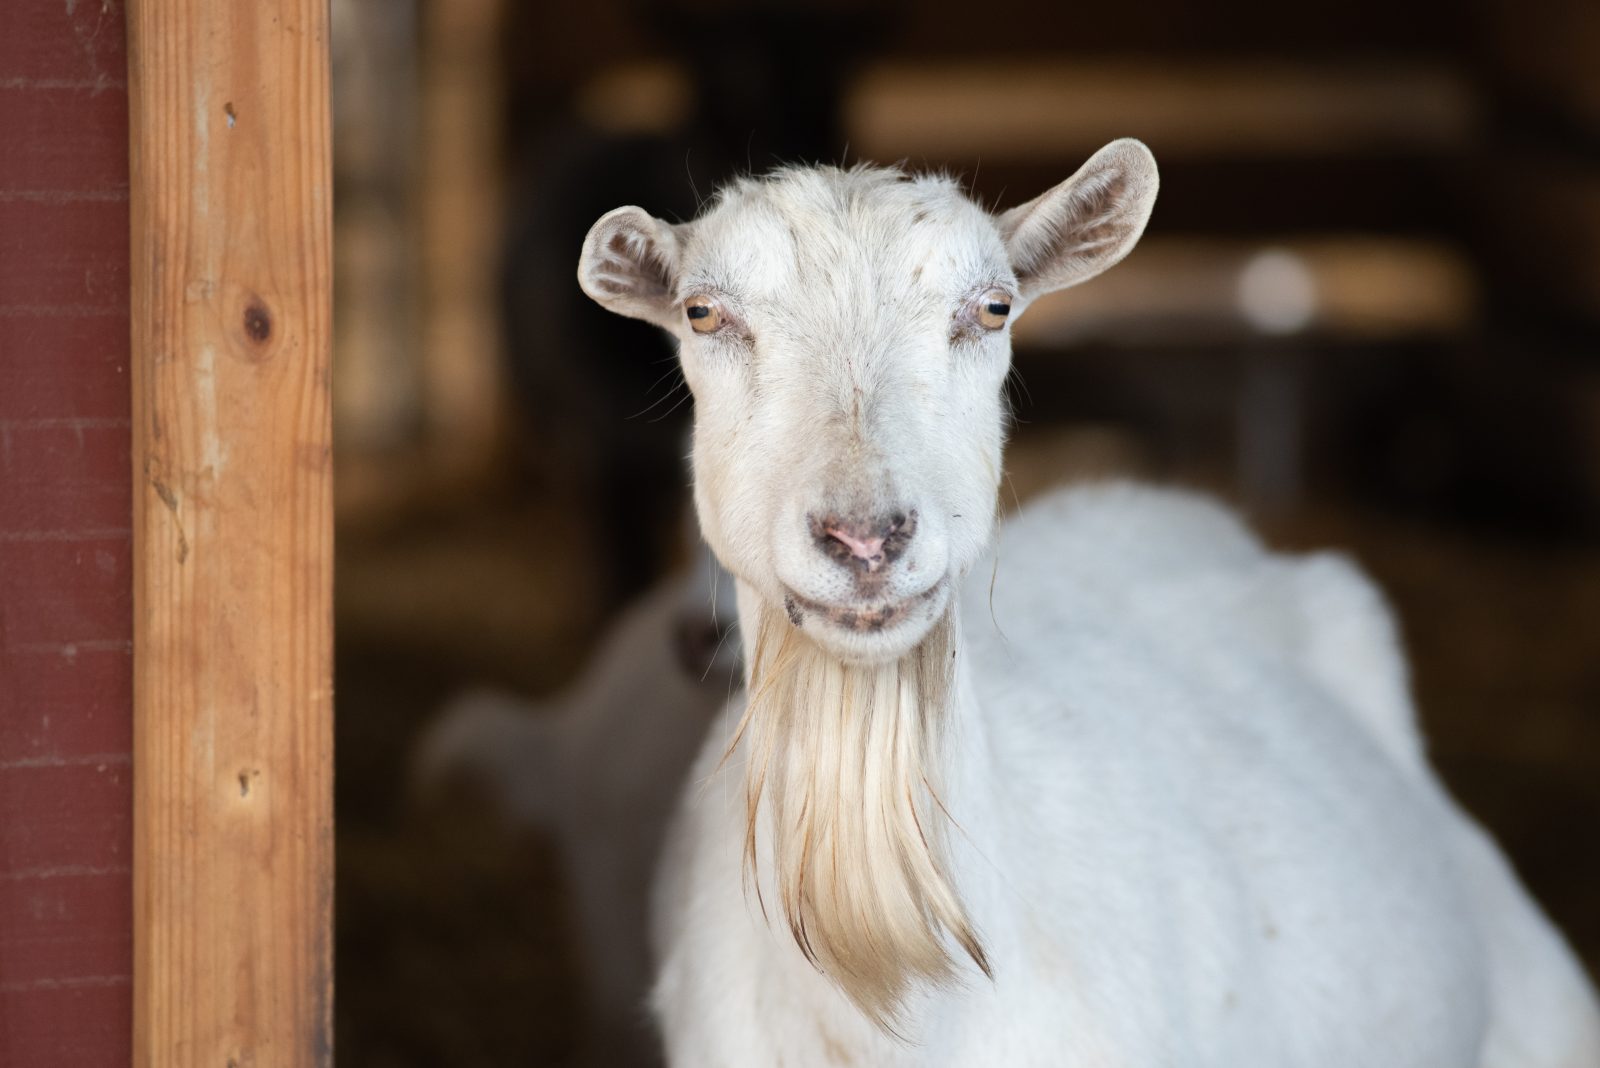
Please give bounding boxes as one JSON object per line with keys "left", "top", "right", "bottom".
{"left": 0, "top": 2, "right": 133, "bottom": 1065}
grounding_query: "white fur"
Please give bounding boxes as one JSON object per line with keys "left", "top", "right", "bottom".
{"left": 413, "top": 544, "right": 738, "bottom": 1066}
{"left": 577, "top": 143, "right": 1600, "bottom": 1066}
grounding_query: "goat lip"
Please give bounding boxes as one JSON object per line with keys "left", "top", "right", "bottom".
{"left": 783, "top": 580, "right": 946, "bottom": 635}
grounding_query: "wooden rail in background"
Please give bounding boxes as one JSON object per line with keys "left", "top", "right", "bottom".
{"left": 127, "top": 0, "right": 333, "bottom": 1063}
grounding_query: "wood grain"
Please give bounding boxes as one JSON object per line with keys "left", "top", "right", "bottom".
{"left": 127, "top": 0, "right": 333, "bottom": 1063}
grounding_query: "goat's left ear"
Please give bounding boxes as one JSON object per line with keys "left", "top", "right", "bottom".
{"left": 998, "top": 138, "right": 1158, "bottom": 301}
{"left": 577, "top": 206, "right": 686, "bottom": 331}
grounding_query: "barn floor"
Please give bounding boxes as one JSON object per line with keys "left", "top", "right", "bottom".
{"left": 333, "top": 433, "right": 1600, "bottom": 1067}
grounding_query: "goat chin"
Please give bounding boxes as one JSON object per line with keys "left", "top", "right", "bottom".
{"left": 724, "top": 604, "right": 990, "bottom": 1030}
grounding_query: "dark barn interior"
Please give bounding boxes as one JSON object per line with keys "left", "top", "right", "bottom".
{"left": 330, "top": 0, "right": 1600, "bottom": 1063}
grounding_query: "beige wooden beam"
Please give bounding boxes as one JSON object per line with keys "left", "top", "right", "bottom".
{"left": 127, "top": 0, "right": 334, "bottom": 1062}
{"left": 848, "top": 61, "right": 1478, "bottom": 160}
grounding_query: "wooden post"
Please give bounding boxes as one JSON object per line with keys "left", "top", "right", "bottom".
{"left": 127, "top": 0, "right": 333, "bottom": 1063}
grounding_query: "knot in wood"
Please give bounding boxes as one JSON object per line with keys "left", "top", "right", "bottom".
{"left": 243, "top": 301, "right": 273, "bottom": 344}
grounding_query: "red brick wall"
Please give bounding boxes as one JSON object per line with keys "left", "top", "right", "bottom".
{"left": 0, "top": 2, "right": 133, "bottom": 1065}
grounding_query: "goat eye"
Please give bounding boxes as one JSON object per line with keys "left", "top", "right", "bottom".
{"left": 685, "top": 296, "right": 723, "bottom": 334}
{"left": 976, "top": 289, "right": 1012, "bottom": 330}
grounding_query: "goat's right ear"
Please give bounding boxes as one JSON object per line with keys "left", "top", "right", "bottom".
{"left": 997, "top": 139, "right": 1158, "bottom": 301}
{"left": 577, "top": 206, "right": 685, "bottom": 330}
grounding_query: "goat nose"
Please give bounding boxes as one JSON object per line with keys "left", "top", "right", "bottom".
{"left": 829, "top": 527, "right": 885, "bottom": 562}
{"left": 810, "top": 511, "right": 915, "bottom": 574}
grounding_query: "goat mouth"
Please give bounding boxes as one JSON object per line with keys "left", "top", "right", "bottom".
{"left": 782, "top": 581, "right": 945, "bottom": 635}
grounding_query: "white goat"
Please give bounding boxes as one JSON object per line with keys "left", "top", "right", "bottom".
{"left": 577, "top": 141, "right": 1600, "bottom": 1066}
{"left": 415, "top": 541, "right": 738, "bottom": 1066}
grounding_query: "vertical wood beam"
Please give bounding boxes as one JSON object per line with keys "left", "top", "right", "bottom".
{"left": 127, "top": 0, "right": 333, "bottom": 1063}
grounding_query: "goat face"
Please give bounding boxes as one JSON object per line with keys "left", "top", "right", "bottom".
{"left": 580, "top": 141, "right": 1159, "bottom": 664}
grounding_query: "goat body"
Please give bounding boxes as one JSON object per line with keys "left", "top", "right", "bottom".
{"left": 653, "top": 484, "right": 1600, "bottom": 1066}
{"left": 416, "top": 544, "right": 738, "bottom": 1066}
{"left": 576, "top": 144, "right": 1600, "bottom": 1066}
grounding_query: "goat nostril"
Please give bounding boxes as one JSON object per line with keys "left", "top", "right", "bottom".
{"left": 825, "top": 527, "right": 887, "bottom": 567}
{"left": 809, "top": 510, "right": 916, "bottom": 575}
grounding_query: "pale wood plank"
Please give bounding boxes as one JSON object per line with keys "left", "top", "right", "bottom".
{"left": 568, "top": 59, "right": 1478, "bottom": 157}
{"left": 1010, "top": 237, "right": 1477, "bottom": 347}
{"left": 127, "top": 0, "right": 333, "bottom": 1063}
{"left": 848, "top": 62, "right": 1477, "bottom": 159}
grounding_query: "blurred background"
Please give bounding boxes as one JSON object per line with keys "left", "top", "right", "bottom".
{"left": 329, "top": 0, "right": 1600, "bottom": 1063}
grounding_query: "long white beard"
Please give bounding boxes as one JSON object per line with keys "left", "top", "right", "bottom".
{"left": 725, "top": 605, "right": 989, "bottom": 1030}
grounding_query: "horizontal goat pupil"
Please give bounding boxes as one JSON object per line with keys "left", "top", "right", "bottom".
{"left": 687, "top": 306, "right": 710, "bottom": 319}
{"left": 988, "top": 303, "right": 1010, "bottom": 315}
